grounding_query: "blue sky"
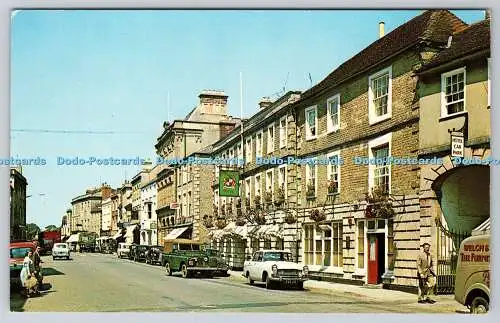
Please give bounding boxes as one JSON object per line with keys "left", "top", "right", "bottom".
{"left": 10, "top": 10, "right": 485, "bottom": 229}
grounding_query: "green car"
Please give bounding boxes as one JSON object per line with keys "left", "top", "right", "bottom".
{"left": 161, "top": 239, "right": 220, "bottom": 278}
{"left": 203, "top": 248, "right": 229, "bottom": 277}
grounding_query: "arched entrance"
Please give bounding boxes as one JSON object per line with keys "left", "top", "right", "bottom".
{"left": 420, "top": 148, "right": 490, "bottom": 293}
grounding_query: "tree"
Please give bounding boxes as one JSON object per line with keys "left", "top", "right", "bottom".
{"left": 44, "top": 225, "right": 59, "bottom": 232}
{"left": 26, "top": 223, "right": 41, "bottom": 240}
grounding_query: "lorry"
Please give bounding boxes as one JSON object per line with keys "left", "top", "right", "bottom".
{"left": 38, "top": 230, "right": 62, "bottom": 255}
{"left": 454, "top": 232, "right": 490, "bottom": 314}
{"left": 160, "top": 239, "right": 222, "bottom": 278}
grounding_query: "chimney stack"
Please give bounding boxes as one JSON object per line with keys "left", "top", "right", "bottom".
{"left": 379, "top": 21, "right": 385, "bottom": 38}
{"left": 258, "top": 97, "right": 273, "bottom": 110}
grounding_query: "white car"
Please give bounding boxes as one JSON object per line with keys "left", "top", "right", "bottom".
{"left": 52, "top": 243, "right": 70, "bottom": 260}
{"left": 117, "top": 243, "right": 131, "bottom": 258}
{"left": 243, "top": 250, "right": 308, "bottom": 290}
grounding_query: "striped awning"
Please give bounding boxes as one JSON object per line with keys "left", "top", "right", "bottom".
{"left": 67, "top": 234, "right": 79, "bottom": 243}
{"left": 472, "top": 218, "right": 490, "bottom": 236}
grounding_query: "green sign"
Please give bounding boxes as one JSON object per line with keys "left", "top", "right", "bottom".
{"left": 219, "top": 170, "right": 240, "bottom": 197}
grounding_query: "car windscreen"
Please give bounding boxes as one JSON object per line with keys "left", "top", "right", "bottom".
{"left": 263, "top": 252, "right": 293, "bottom": 262}
{"left": 54, "top": 244, "right": 67, "bottom": 248}
{"left": 10, "top": 247, "right": 31, "bottom": 258}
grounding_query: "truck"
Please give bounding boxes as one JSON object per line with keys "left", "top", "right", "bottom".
{"left": 38, "top": 230, "right": 62, "bottom": 255}
{"left": 454, "top": 232, "right": 490, "bottom": 314}
{"left": 160, "top": 239, "right": 221, "bottom": 278}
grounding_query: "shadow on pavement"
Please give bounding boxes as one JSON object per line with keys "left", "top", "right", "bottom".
{"left": 42, "top": 267, "right": 65, "bottom": 276}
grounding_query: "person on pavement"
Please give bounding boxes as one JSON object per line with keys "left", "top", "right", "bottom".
{"left": 20, "top": 250, "right": 38, "bottom": 297}
{"left": 416, "top": 242, "right": 436, "bottom": 304}
{"left": 32, "top": 246, "right": 43, "bottom": 289}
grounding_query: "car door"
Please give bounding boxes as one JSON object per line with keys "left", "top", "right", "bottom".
{"left": 249, "top": 252, "right": 261, "bottom": 280}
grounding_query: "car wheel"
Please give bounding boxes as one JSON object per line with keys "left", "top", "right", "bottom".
{"left": 265, "top": 275, "right": 274, "bottom": 289}
{"left": 247, "top": 272, "right": 254, "bottom": 285}
{"left": 471, "top": 296, "right": 489, "bottom": 314}
{"left": 296, "top": 282, "right": 304, "bottom": 290}
{"left": 181, "top": 264, "right": 190, "bottom": 278}
{"left": 52, "top": 257, "right": 55, "bottom": 261}
{"left": 165, "top": 262, "right": 172, "bottom": 276}
{"left": 66, "top": 256, "right": 70, "bottom": 260}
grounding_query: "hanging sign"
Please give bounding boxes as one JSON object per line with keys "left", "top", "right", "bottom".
{"left": 219, "top": 170, "right": 240, "bottom": 197}
{"left": 451, "top": 132, "right": 464, "bottom": 158}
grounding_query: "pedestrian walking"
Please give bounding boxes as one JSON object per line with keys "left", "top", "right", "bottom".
{"left": 416, "top": 242, "right": 437, "bottom": 304}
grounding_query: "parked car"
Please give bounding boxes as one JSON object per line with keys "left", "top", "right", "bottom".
{"left": 117, "top": 243, "right": 131, "bottom": 258}
{"left": 161, "top": 239, "right": 220, "bottom": 278}
{"left": 133, "top": 245, "right": 151, "bottom": 262}
{"left": 203, "top": 248, "right": 229, "bottom": 276}
{"left": 52, "top": 243, "right": 70, "bottom": 260}
{"left": 145, "top": 245, "right": 164, "bottom": 265}
{"left": 455, "top": 233, "right": 490, "bottom": 314}
{"left": 243, "top": 250, "right": 308, "bottom": 290}
{"left": 10, "top": 241, "right": 37, "bottom": 286}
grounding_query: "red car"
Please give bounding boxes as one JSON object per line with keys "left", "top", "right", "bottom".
{"left": 10, "top": 241, "right": 36, "bottom": 285}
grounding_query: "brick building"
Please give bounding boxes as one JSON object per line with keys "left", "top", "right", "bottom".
{"left": 10, "top": 167, "right": 27, "bottom": 242}
{"left": 207, "top": 10, "right": 479, "bottom": 291}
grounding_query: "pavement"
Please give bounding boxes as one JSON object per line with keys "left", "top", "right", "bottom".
{"left": 10, "top": 253, "right": 471, "bottom": 313}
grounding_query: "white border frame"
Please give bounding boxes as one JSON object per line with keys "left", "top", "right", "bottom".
{"left": 368, "top": 66, "right": 393, "bottom": 125}
{"left": 440, "top": 66, "right": 467, "bottom": 118}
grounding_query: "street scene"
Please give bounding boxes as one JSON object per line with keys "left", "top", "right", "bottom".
{"left": 9, "top": 9, "right": 491, "bottom": 314}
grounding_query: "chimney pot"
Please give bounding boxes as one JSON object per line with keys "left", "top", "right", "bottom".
{"left": 379, "top": 21, "right": 385, "bottom": 38}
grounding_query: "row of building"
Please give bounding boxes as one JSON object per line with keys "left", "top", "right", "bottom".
{"left": 61, "top": 10, "right": 491, "bottom": 293}
{"left": 10, "top": 166, "right": 28, "bottom": 242}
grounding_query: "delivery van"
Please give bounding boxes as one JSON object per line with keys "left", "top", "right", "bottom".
{"left": 454, "top": 233, "right": 490, "bottom": 314}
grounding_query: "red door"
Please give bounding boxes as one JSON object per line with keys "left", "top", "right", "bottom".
{"left": 367, "top": 234, "right": 379, "bottom": 284}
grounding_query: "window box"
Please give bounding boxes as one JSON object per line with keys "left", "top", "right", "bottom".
{"left": 327, "top": 180, "right": 338, "bottom": 196}
{"left": 284, "top": 212, "right": 297, "bottom": 224}
{"left": 309, "top": 209, "right": 326, "bottom": 222}
{"left": 365, "top": 186, "right": 395, "bottom": 218}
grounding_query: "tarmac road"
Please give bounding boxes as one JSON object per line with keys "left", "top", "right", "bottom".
{"left": 10, "top": 253, "right": 465, "bottom": 313}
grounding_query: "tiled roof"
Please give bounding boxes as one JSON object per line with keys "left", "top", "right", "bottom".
{"left": 301, "top": 10, "right": 467, "bottom": 100}
{"left": 418, "top": 19, "right": 490, "bottom": 71}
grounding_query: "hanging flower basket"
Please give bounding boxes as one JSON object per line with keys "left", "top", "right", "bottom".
{"left": 202, "top": 215, "right": 214, "bottom": 229}
{"left": 284, "top": 213, "right": 297, "bottom": 224}
{"left": 215, "top": 219, "right": 226, "bottom": 229}
{"left": 309, "top": 209, "right": 326, "bottom": 222}
{"left": 235, "top": 217, "right": 246, "bottom": 226}
{"left": 327, "top": 180, "right": 338, "bottom": 196}
{"left": 365, "top": 186, "right": 395, "bottom": 218}
{"left": 254, "top": 213, "right": 267, "bottom": 225}
{"left": 306, "top": 184, "right": 316, "bottom": 200}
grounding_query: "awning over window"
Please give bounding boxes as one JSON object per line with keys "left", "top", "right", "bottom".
{"left": 472, "top": 218, "right": 490, "bottom": 236}
{"left": 165, "top": 226, "right": 189, "bottom": 240}
{"left": 67, "top": 234, "right": 79, "bottom": 243}
{"left": 252, "top": 224, "right": 283, "bottom": 238}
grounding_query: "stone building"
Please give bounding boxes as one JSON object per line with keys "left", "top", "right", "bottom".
{"left": 10, "top": 167, "right": 27, "bottom": 242}
{"left": 127, "top": 162, "right": 153, "bottom": 244}
{"left": 139, "top": 165, "right": 163, "bottom": 245}
{"left": 156, "top": 166, "right": 176, "bottom": 247}
{"left": 207, "top": 10, "right": 479, "bottom": 291}
{"left": 60, "top": 209, "right": 72, "bottom": 239}
{"left": 71, "top": 184, "right": 113, "bottom": 235}
{"left": 154, "top": 90, "right": 241, "bottom": 243}
{"left": 415, "top": 17, "right": 490, "bottom": 293}
{"left": 101, "top": 196, "right": 113, "bottom": 237}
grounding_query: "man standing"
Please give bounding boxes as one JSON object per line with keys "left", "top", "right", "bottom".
{"left": 417, "top": 242, "right": 436, "bottom": 303}
{"left": 32, "top": 246, "right": 43, "bottom": 289}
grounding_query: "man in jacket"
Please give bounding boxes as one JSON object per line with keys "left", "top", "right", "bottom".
{"left": 32, "top": 246, "right": 43, "bottom": 289}
{"left": 416, "top": 242, "right": 436, "bottom": 303}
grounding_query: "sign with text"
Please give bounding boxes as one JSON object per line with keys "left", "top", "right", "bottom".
{"left": 219, "top": 170, "right": 240, "bottom": 197}
{"left": 451, "top": 133, "right": 464, "bottom": 158}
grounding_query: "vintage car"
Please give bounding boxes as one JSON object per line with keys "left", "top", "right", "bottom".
{"left": 10, "top": 241, "right": 37, "bottom": 286}
{"left": 243, "top": 250, "right": 308, "bottom": 289}
{"left": 203, "top": 247, "right": 229, "bottom": 276}
{"left": 117, "top": 242, "right": 131, "bottom": 258}
{"left": 145, "top": 245, "right": 164, "bottom": 265}
{"left": 161, "top": 239, "right": 220, "bottom": 278}
{"left": 52, "top": 243, "right": 70, "bottom": 260}
{"left": 133, "top": 245, "right": 151, "bottom": 262}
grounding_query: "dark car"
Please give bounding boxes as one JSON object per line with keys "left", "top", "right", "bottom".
{"left": 145, "top": 245, "right": 164, "bottom": 265}
{"left": 204, "top": 248, "right": 229, "bottom": 276}
{"left": 127, "top": 244, "right": 138, "bottom": 260}
{"left": 133, "top": 245, "right": 151, "bottom": 262}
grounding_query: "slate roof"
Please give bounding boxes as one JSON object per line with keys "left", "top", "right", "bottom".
{"left": 418, "top": 18, "right": 490, "bottom": 72}
{"left": 301, "top": 10, "right": 468, "bottom": 100}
